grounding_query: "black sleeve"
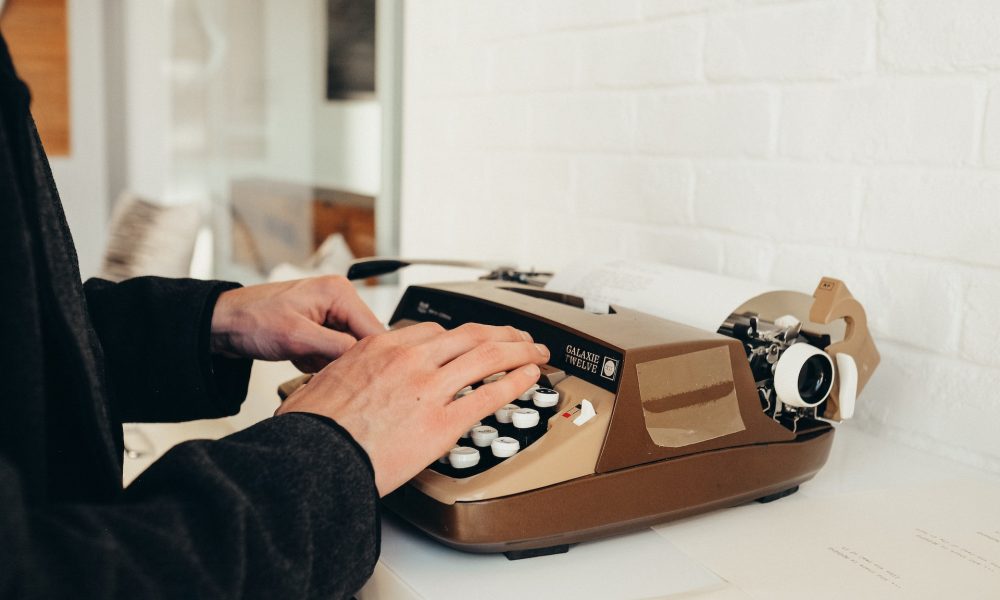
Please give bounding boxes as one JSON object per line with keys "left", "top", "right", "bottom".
{"left": 0, "top": 413, "right": 380, "bottom": 600}
{"left": 83, "top": 276, "right": 253, "bottom": 423}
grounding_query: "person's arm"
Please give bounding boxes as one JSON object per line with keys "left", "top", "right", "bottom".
{"left": 1, "top": 413, "right": 379, "bottom": 600}
{"left": 84, "top": 276, "right": 253, "bottom": 423}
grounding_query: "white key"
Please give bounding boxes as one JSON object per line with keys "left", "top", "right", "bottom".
{"left": 532, "top": 387, "right": 559, "bottom": 408}
{"left": 483, "top": 371, "right": 506, "bottom": 384}
{"left": 471, "top": 425, "right": 499, "bottom": 448}
{"left": 454, "top": 385, "right": 474, "bottom": 400}
{"left": 512, "top": 407, "right": 540, "bottom": 429}
{"left": 438, "top": 447, "right": 459, "bottom": 464}
{"left": 494, "top": 404, "right": 518, "bottom": 424}
{"left": 448, "top": 446, "right": 480, "bottom": 469}
{"left": 518, "top": 383, "right": 540, "bottom": 402}
{"left": 491, "top": 437, "right": 520, "bottom": 458}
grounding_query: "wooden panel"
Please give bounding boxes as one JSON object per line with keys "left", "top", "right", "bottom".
{"left": 1, "top": 0, "right": 70, "bottom": 155}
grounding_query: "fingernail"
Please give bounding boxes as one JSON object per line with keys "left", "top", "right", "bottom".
{"left": 523, "top": 364, "right": 540, "bottom": 377}
{"left": 534, "top": 343, "right": 549, "bottom": 356}
{"left": 519, "top": 329, "right": 532, "bottom": 342}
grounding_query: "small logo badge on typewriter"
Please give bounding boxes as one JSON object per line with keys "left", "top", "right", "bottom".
{"left": 601, "top": 357, "right": 619, "bottom": 380}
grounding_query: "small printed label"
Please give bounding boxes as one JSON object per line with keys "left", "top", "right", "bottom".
{"left": 600, "top": 357, "right": 619, "bottom": 380}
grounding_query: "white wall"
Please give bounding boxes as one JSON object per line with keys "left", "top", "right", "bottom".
{"left": 313, "top": 101, "right": 381, "bottom": 195}
{"left": 401, "top": 0, "right": 1000, "bottom": 472}
{"left": 49, "top": 0, "right": 108, "bottom": 278}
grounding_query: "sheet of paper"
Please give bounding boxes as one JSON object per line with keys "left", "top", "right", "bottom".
{"left": 545, "top": 260, "right": 775, "bottom": 333}
{"left": 376, "top": 515, "right": 725, "bottom": 600}
{"left": 653, "top": 479, "right": 1000, "bottom": 600}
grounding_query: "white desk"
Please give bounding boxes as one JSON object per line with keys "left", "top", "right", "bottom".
{"left": 124, "top": 284, "right": 1000, "bottom": 599}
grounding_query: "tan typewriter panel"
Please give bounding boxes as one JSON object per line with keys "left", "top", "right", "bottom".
{"left": 411, "top": 376, "right": 613, "bottom": 505}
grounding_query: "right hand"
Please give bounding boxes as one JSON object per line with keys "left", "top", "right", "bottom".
{"left": 276, "top": 322, "right": 549, "bottom": 496}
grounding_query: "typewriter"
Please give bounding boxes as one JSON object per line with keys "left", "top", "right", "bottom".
{"left": 279, "top": 260, "right": 880, "bottom": 560}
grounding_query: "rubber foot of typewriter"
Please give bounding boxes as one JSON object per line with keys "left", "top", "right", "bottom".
{"left": 755, "top": 485, "right": 799, "bottom": 504}
{"left": 503, "top": 545, "right": 570, "bottom": 560}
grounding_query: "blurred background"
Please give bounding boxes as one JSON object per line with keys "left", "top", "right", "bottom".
{"left": 2, "top": 0, "right": 999, "bottom": 475}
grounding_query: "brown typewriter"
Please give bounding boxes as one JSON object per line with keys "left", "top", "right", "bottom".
{"left": 279, "top": 260, "right": 880, "bottom": 560}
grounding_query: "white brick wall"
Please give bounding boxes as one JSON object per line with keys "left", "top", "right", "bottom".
{"left": 401, "top": 0, "right": 1000, "bottom": 472}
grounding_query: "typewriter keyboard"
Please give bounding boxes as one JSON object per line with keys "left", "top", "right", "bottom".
{"left": 430, "top": 372, "right": 562, "bottom": 479}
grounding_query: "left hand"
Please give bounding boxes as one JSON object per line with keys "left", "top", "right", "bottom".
{"left": 210, "top": 276, "right": 385, "bottom": 372}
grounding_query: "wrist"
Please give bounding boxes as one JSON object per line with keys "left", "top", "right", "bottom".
{"left": 209, "top": 288, "right": 240, "bottom": 357}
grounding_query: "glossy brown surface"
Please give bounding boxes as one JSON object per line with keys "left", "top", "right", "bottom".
{"left": 385, "top": 423, "right": 834, "bottom": 552}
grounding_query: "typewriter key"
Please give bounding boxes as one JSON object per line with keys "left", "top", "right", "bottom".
{"left": 512, "top": 407, "right": 541, "bottom": 448}
{"left": 448, "top": 446, "right": 480, "bottom": 470}
{"left": 471, "top": 426, "right": 499, "bottom": 468}
{"left": 458, "top": 421, "right": 482, "bottom": 447}
{"left": 471, "top": 425, "right": 499, "bottom": 448}
{"left": 434, "top": 446, "right": 462, "bottom": 477}
{"left": 515, "top": 384, "right": 540, "bottom": 408}
{"left": 483, "top": 371, "right": 506, "bottom": 384}
{"left": 494, "top": 403, "right": 519, "bottom": 437}
{"left": 491, "top": 437, "right": 520, "bottom": 462}
{"left": 531, "top": 387, "right": 559, "bottom": 422}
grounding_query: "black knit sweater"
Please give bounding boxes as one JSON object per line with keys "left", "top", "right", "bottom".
{"left": 0, "top": 32, "right": 378, "bottom": 599}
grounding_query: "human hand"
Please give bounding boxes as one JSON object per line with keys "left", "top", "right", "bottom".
{"left": 275, "top": 322, "right": 549, "bottom": 496}
{"left": 210, "top": 276, "right": 384, "bottom": 372}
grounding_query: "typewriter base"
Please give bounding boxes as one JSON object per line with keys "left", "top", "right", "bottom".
{"left": 383, "top": 422, "right": 834, "bottom": 555}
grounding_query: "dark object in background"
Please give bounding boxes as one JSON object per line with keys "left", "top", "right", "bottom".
{"left": 326, "top": 0, "right": 376, "bottom": 100}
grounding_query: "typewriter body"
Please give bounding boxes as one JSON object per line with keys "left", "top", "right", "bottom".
{"left": 279, "top": 267, "right": 879, "bottom": 559}
{"left": 376, "top": 275, "right": 878, "bottom": 558}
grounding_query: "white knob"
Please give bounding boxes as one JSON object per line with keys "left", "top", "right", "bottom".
{"left": 512, "top": 408, "right": 540, "bottom": 429}
{"left": 491, "top": 437, "right": 520, "bottom": 458}
{"left": 774, "top": 343, "right": 835, "bottom": 409}
{"left": 532, "top": 387, "right": 559, "bottom": 408}
{"left": 448, "top": 446, "right": 480, "bottom": 469}
{"left": 494, "top": 404, "right": 518, "bottom": 424}
{"left": 483, "top": 371, "right": 506, "bottom": 384}
{"left": 460, "top": 421, "right": 482, "bottom": 438}
{"left": 518, "top": 383, "right": 540, "bottom": 402}
{"left": 471, "top": 425, "right": 498, "bottom": 448}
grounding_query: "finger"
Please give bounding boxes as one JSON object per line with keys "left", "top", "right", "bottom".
{"left": 437, "top": 340, "right": 549, "bottom": 393}
{"left": 382, "top": 320, "right": 449, "bottom": 346}
{"left": 447, "top": 364, "right": 541, "bottom": 429}
{"left": 322, "top": 279, "right": 386, "bottom": 339}
{"left": 292, "top": 356, "right": 330, "bottom": 373}
{"left": 416, "top": 323, "right": 531, "bottom": 366}
{"left": 287, "top": 316, "right": 359, "bottom": 362}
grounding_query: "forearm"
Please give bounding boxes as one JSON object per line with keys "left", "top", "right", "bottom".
{"left": 4, "top": 414, "right": 379, "bottom": 599}
{"left": 84, "top": 277, "right": 252, "bottom": 423}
